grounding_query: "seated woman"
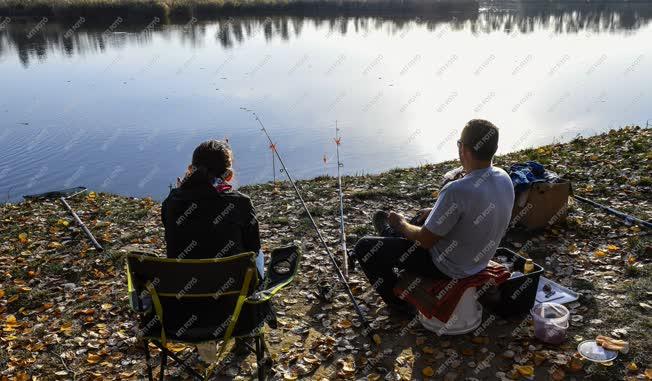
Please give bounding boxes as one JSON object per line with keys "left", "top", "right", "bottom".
{"left": 161, "top": 140, "right": 264, "bottom": 277}
{"left": 161, "top": 140, "right": 266, "bottom": 361}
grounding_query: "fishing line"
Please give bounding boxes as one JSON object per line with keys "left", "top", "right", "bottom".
{"left": 334, "top": 121, "right": 348, "bottom": 278}
{"left": 241, "top": 108, "right": 377, "bottom": 340}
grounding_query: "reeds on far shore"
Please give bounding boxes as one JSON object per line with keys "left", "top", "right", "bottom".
{"left": 0, "top": 0, "right": 480, "bottom": 21}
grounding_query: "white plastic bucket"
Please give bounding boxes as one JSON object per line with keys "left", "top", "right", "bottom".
{"left": 531, "top": 302, "right": 569, "bottom": 344}
{"left": 418, "top": 287, "right": 483, "bottom": 335}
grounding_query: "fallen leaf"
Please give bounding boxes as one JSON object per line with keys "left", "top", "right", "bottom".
{"left": 341, "top": 360, "right": 355, "bottom": 373}
{"left": 515, "top": 365, "right": 534, "bottom": 377}
{"left": 644, "top": 368, "right": 652, "bottom": 379}
{"left": 48, "top": 241, "right": 63, "bottom": 249}
{"left": 60, "top": 321, "right": 73, "bottom": 335}
{"left": 568, "top": 353, "right": 584, "bottom": 372}
{"left": 337, "top": 319, "right": 352, "bottom": 329}
{"left": 165, "top": 343, "right": 186, "bottom": 353}
{"left": 534, "top": 352, "right": 547, "bottom": 366}
{"left": 303, "top": 354, "right": 320, "bottom": 365}
{"left": 422, "top": 346, "right": 435, "bottom": 354}
{"left": 551, "top": 368, "right": 565, "bottom": 381}
{"left": 5, "top": 315, "right": 17, "bottom": 325}
{"left": 283, "top": 372, "right": 297, "bottom": 381}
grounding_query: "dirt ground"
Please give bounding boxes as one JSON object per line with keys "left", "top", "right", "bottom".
{"left": 1, "top": 126, "right": 650, "bottom": 380}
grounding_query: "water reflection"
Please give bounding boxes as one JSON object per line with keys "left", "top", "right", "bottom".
{"left": 2, "top": 1, "right": 652, "bottom": 66}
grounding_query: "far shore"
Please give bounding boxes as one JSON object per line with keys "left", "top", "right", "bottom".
{"left": 0, "top": 0, "right": 479, "bottom": 21}
{"left": 3, "top": 0, "right": 652, "bottom": 23}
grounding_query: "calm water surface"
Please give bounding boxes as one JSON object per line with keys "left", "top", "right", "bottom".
{"left": 1, "top": 3, "right": 651, "bottom": 202}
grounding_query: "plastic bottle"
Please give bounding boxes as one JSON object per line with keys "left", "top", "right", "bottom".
{"left": 442, "top": 166, "right": 465, "bottom": 186}
{"left": 524, "top": 259, "right": 534, "bottom": 274}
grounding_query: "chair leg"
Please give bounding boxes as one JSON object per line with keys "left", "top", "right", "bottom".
{"left": 143, "top": 339, "right": 154, "bottom": 381}
{"left": 255, "top": 335, "right": 265, "bottom": 381}
{"left": 159, "top": 350, "right": 167, "bottom": 381}
{"left": 260, "top": 333, "right": 271, "bottom": 359}
{"left": 152, "top": 342, "right": 204, "bottom": 381}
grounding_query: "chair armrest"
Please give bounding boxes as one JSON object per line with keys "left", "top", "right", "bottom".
{"left": 247, "top": 245, "right": 301, "bottom": 303}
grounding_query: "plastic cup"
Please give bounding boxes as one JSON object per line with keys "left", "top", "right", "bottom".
{"left": 530, "top": 302, "right": 569, "bottom": 344}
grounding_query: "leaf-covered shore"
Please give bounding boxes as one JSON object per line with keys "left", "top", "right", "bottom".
{"left": 1, "top": 126, "right": 650, "bottom": 380}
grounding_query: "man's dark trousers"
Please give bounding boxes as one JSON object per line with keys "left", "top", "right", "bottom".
{"left": 351, "top": 236, "right": 450, "bottom": 307}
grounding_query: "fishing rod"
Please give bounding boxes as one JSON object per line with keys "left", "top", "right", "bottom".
{"left": 59, "top": 188, "right": 104, "bottom": 252}
{"left": 24, "top": 187, "right": 104, "bottom": 252}
{"left": 60, "top": 195, "right": 104, "bottom": 252}
{"left": 271, "top": 143, "right": 277, "bottom": 185}
{"left": 334, "top": 121, "right": 348, "bottom": 278}
{"left": 242, "top": 108, "right": 377, "bottom": 342}
{"left": 573, "top": 194, "right": 652, "bottom": 229}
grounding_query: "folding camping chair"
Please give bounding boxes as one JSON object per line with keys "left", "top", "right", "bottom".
{"left": 125, "top": 246, "right": 301, "bottom": 380}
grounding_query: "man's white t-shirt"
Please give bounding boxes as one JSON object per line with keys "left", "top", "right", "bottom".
{"left": 423, "top": 166, "right": 514, "bottom": 279}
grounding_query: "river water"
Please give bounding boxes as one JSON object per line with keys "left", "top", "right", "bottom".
{"left": 1, "top": 3, "right": 651, "bottom": 202}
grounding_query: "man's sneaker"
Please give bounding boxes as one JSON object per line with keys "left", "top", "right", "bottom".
{"left": 372, "top": 210, "right": 396, "bottom": 237}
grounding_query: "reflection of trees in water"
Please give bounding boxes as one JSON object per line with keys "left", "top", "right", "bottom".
{"left": 477, "top": 1, "right": 652, "bottom": 34}
{"left": 1, "top": 3, "right": 651, "bottom": 65}
{"left": 467, "top": 11, "right": 641, "bottom": 35}
{"left": 0, "top": 21, "right": 163, "bottom": 66}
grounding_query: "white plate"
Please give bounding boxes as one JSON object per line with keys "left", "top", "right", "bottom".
{"left": 577, "top": 340, "right": 618, "bottom": 363}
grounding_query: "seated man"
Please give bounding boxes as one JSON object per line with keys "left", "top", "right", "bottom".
{"left": 351, "top": 119, "right": 514, "bottom": 312}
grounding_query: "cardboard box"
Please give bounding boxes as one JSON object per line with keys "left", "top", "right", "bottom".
{"left": 511, "top": 181, "right": 571, "bottom": 230}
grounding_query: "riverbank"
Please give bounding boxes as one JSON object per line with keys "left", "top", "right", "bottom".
{"left": 1, "top": 126, "right": 650, "bottom": 380}
{"left": 0, "top": 0, "right": 479, "bottom": 20}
